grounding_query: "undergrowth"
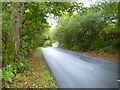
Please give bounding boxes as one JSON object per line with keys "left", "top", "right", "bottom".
{"left": 2, "top": 47, "right": 57, "bottom": 88}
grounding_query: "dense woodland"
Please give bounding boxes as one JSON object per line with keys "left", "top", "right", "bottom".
{"left": 1, "top": 1, "right": 120, "bottom": 88}
{"left": 51, "top": 2, "right": 120, "bottom": 52}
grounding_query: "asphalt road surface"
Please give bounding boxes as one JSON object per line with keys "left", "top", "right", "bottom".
{"left": 42, "top": 47, "right": 118, "bottom": 88}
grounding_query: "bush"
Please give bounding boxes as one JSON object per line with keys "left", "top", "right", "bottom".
{"left": 90, "top": 40, "right": 111, "bottom": 50}
{"left": 13, "top": 59, "right": 31, "bottom": 74}
{"left": 58, "top": 43, "right": 70, "bottom": 49}
{"left": 2, "top": 65, "right": 14, "bottom": 82}
{"left": 2, "top": 59, "right": 30, "bottom": 83}
{"left": 43, "top": 40, "right": 52, "bottom": 47}
{"left": 79, "top": 42, "right": 90, "bottom": 51}
{"left": 70, "top": 45, "right": 80, "bottom": 51}
{"left": 111, "top": 39, "right": 120, "bottom": 48}
{"left": 99, "top": 46, "right": 114, "bottom": 53}
{"left": 90, "top": 41, "right": 103, "bottom": 50}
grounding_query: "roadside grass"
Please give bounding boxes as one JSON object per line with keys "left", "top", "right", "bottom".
{"left": 0, "top": 68, "right": 2, "bottom": 88}
{"left": 6, "top": 47, "right": 57, "bottom": 88}
{"left": 36, "top": 47, "right": 57, "bottom": 88}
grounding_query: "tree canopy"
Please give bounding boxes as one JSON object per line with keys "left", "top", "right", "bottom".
{"left": 51, "top": 2, "right": 120, "bottom": 52}
{"left": 2, "top": 2, "right": 84, "bottom": 65}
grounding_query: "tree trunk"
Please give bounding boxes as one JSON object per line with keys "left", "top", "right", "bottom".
{"left": 10, "top": 2, "right": 22, "bottom": 59}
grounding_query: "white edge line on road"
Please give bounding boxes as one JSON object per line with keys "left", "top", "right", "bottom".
{"left": 85, "top": 65, "right": 94, "bottom": 69}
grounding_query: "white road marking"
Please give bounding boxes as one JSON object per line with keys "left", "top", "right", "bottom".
{"left": 117, "top": 79, "right": 120, "bottom": 82}
{"left": 85, "top": 65, "right": 93, "bottom": 69}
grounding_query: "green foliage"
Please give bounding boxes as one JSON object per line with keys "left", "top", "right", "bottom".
{"left": 79, "top": 42, "right": 90, "bottom": 51}
{"left": 70, "top": 45, "right": 80, "bottom": 52}
{"left": 0, "top": 62, "right": 1, "bottom": 84}
{"left": 4, "top": 83, "right": 10, "bottom": 88}
{"left": 44, "top": 2, "right": 85, "bottom": 16}
{"left": 99, "top": 46, "right": 114, "bottom": 53}
{"left": 89, "top": 2, "right": 118, "bottom": 22}
{"left": 43, "top": 40, "right": 52, "bottom": 47}
{"left": 90, "top": 41, "right": 103, "bottom": 50}
{"left": 58, "top": 43, "right": 70, "bottom": 49}
{"left": 52, "top": 13, "right": 105, "bottom": 50}
{"left": 51, "top": 2, "right": 119, "bottom": 53}
{"left": 90, "top": 40, "right": 111, "bottom": 50}
{"left": 103, "top": 25, "right": 116, "bottom": 34}
{"left": 112, "top": 39, "right": 120, "bottom": 48}
{"left": 2, "top": 59, "right": 30, "bottom": 86}
{"left": 2, "top": 2, "right": 82, "bottom": 88}
{"left": 2, "top": 1, "right": 119, "bottom": 88}
{"left": 2, "top": 65, "right": 14, "bottom": 82}
{"left": 13, "top": 60, "right": 31, "bottom": 74}
{"left": 2, "top": 2, "right": 82, "bottom": 66}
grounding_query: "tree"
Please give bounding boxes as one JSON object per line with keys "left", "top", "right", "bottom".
{"left": 51, "top": 1, "right": 119, "bottom": 51}
{"left": 2, "top": 2, "right": 84, "bottom": 66}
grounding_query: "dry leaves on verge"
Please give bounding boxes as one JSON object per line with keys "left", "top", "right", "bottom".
{"left": 83, "top": 51, "right": 120, "bottom": 62}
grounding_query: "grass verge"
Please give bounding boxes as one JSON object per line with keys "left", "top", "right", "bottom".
{"left": 36, "top": 47, "right": 57, "bottom": 88}
{"left": 7, "top": 47, "right": 57, "bottom": 88}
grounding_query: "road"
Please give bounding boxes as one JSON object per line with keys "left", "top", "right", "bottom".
{"left": 42, "top": 47, "right": 118, "bottom": 88}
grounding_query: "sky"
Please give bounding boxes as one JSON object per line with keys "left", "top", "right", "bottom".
{"left": 46, "top": 14, "right": 58, "bottom": 28}
{"left": 46, "top": 0, "right": 95, "bottom": 28}
{"left": 77, "top": 0, "right": 94, "bottom": 7}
